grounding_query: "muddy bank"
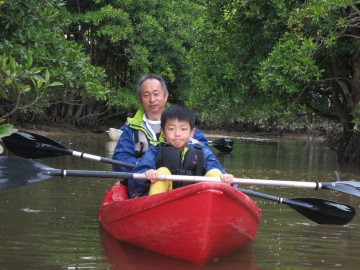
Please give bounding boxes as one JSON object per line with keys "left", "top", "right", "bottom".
{"left": 12, "top": 122, "right": 324, "bottom": 142}
{"left": 14, "top": 123, "right": 98, "bottom": 137}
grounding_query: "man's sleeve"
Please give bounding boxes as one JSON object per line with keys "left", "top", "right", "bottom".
{"left": 112, "top": 125, "right": 138, "bottom": 172}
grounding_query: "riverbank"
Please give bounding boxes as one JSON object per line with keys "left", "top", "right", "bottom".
{"left": 13, "top": 122, "right": 324, "bottom": 142}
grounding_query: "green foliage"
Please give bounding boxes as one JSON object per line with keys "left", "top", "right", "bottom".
{"left": 186, "top": 0, "right": 360, "bottom": 133}
{"left": 259, "top": 35, "right": 323, "bottom": 94}
{"left": 0, "top": 119, "right": 17, "bottom": 138}
{"left": 186, "top": 0, "right": 293, "bottom": 125}
{"left": 0, "top": 54, "right": 63, "bottom": 94}
{"left": 0, "top": 0, "right": 206, "bottom": 124}
{"left": 0, "top": 54, "right": 64, "bottom": 117}
{"left": 0, "top": 119, "right": 17, "bottom": 154}
{"left": 258, "top": 0, "right": 359, "bottom": 129}
{"left": 1, "top": 0, "right": 358, "bottom": 137}
{"left": 0, "top": 0, "right": 108, "bottom": 119}
{"left": 105, "top": 88, "right": 138, "bottom": 109}
{"left": 66, "top": 0, "right": 205, "bottom": 108}
{"left": 260, "top": 0, "right": 351, "bottom": 95}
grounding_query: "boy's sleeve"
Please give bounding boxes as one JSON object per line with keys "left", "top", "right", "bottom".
{"left": 127, "top": 146, "right": 157, "bottom": 198}
{"left": 203, "top": 147, "right": 225, "bottom": 174}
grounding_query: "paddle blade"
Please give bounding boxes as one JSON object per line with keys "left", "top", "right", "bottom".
{"left": 2, "top": 130, "right": 69, "bottom": 158}
{"left": 286, "top": 198, "right": 356, "bottom": 225}
{"left": 0, "top": 156, "right": 59, "bottom": 189}
{"left": 322, "top": 181, "right": 360, "bottom": 198}
{"left": 210, "top": 138, "right": 234, "bottom": 153}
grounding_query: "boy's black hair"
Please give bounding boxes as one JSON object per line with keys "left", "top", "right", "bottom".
{"left": 161, "top": 105, "right": 195, "bottom": 129}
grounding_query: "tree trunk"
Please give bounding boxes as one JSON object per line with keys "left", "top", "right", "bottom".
{"left": 328, "top": 51, "right": 360, "bottom": 161}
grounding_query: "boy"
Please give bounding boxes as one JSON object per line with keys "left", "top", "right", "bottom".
{"left": 127, "top": 105, "right": 233, "bottom": 198}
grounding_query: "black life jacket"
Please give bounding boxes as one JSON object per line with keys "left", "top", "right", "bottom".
{"left": 155, "top": 142, "right": 206, "bottom": 189}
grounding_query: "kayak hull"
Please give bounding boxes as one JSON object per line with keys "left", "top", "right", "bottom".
{"left": 99, "top": 182, "right": 261, "bottom": 264}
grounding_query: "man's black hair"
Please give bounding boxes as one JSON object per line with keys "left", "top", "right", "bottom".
{"left": 136, "top": 74, "right": 168, "bottom": 96}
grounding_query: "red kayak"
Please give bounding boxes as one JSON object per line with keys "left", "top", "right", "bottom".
{"left": 99, "top": 182, "right": 261, "bottom": 264}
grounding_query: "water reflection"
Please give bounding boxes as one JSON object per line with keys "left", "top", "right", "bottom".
{"left": 99, "top": 225, "right": 258, "bottom": 269}
{"left": 213, "top": 139, "right": 360, "bottom": 181}
{"left": 255, "top": 212, "right": 360, "bottom": 269}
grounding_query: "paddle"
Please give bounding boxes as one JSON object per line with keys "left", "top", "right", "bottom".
{"left": 1, "top": 130, "right": 134, "bottom": 169}
{"left": 237, "top": 188, "right": 355, "bottom": 225}
{"left": 0, "top": 156, "right": 355, "bottom": 225}
{"left": 2, "top": 129, "right": 358, "bottom": 197}
{"left": 209, "top": 138, "right": 234, "bottom": 153}
{"left": 2, "top": 134, "right": 360, "bottom": 198}
{"left": 0, "top": 129, "right": 357, "bottom": 198}
{"left": 1, "top": 131, "right": 233, "bottom": 166}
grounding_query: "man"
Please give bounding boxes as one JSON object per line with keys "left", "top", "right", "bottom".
{"left": 112, "top": 74, "right": 209, "bottom": 174}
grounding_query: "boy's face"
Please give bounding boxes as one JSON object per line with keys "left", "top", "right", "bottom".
{"left": 161, "top": 118, "right": 195, "bottom": 150}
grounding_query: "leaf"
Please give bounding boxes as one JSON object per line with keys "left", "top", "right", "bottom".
{"left": 5, "top": 77, "right": 12, "bottom": 85}
{"left": 1, "top": 55, "right": 7, "bottom": 69}
{"left": 22, "top": 85, "right": 31, "bottom": 92}
{"left": 36, "top": 80, "right": 43, "bottom": 89}
{"left": 30, "top": 67, "right": 46, "bottom": 74}
{"left": 8, "top": 56, "right": 16, "bottom": 72}
{"left": 44, "top": 69, "right": 50, "bottom": 82}
{"left": 0, "top": 90, "right": 8, "bottom": 100}
{"left": 26, "top": 52, "right": 33, "bottom": 69}
{"left": 0, "top": 123, "right": 18, "bottom": 139}
{"left": 32, "top": 75, "right": 46, "bottom": 82}
{"left": 48, "top": 81, "right": 64, "bottom": 87}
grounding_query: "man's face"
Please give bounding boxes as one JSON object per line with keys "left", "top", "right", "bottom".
{"left": 139, "top": 79, "right": 169, "bottom": 120}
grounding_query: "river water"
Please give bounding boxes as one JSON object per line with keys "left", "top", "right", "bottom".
{"left": 1, "top": 133, "right": 360, "bottom": 270}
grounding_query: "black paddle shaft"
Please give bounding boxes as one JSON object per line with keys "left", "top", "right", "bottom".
{"left": 0, "top": 156, "right": 136, "bottom": 189}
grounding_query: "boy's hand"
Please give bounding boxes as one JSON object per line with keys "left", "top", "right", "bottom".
{"left": 146, "top": 169, "right": 158, "bottom": 183}
{"left": 220, "top": 173, "right": 233, "bottom": 185}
